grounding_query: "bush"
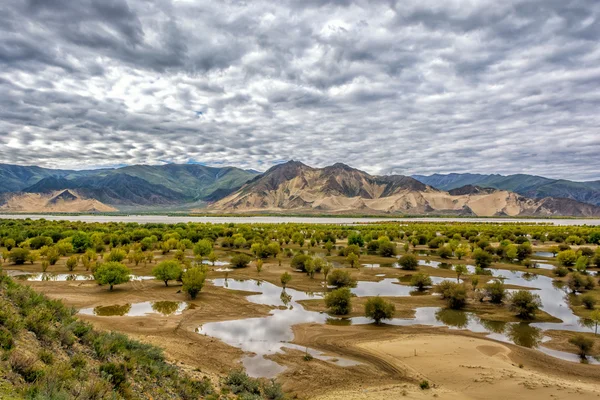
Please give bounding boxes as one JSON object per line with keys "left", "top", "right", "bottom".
{"left": 378, "top": 240, "right": 397, "bottom": 257}
{"left": 290, "top": 253, "right": 312, "bottom": 271}
{"left": 9, "top": 248, "right": 30, "bottom": 265}
{"left": 224, "top": 369, "right": 261, "bottom": 395}
{"left": 473, "top": 249, "right": 493, "bottom": 268}
{"left": 104, "top": 248, "right": 127, "bottom": 262}
{"left": 364, "top": 296, "right": 395, "bottom": 324}
{"left": 568, "top": 272, "right": 595, "bottom": 293}
{"left": 39, "top": 349, "right": 54, "bottom": 365}
{"left": 581, "top": 294, "right": 597, "bottom": 310}
{"left": 66, "top": 255, "right": 78, "bottom": 271}
{"left": 280, "top": 272, "right": 292, "bottom": 288}
{"left": 554, "top": 266, "right": 569, "bottom": 277}
{"left": 0, "top": 327, "right": 14, "bottom": 350}
{"left": 557, "top": 250, "right": 578, "bottom": 266}
{"left": 327, "top": 269, "right": 356, "bottom": 288}
{"left": 93, "top": 262, "right": 131, "bottom": 291}
{"left": 569, "top": 335, "right": 594, "bottom": 358}
{"left": 438, "top": 246, "right": 453, "bottom": 259}
{"left": 152, "top": 260, "right": 183, "bottom": 286}
{"left": 420, "top": 380, "right": 430, "bottom": 390}
{"left": 325, "top": 287, "right": 352, "bottom": 315}
{"left": 436, "top": 282, "right": 467, "bottom": 309}
{"left": 10, "top": 351, "right": 43, "bottom": 383}
{"left": 508, "top": 290, "right": 541, "bottom": 319}
{"left": 99, "top": 362, "right": 128, "bottom": 390}
{"left": 230, "top": 254, "right": 252, "bottom": 269}
{"left": 182, "top": 267, "right": 206, "bottom": 300}
{"left": 410, "top": 273, "right": 432, "bottom": 291}
{"left": 398, "top": 254, "right": 418, "bottom": 270}
{"left": 484, "top": 280, "right": 506, "bottom": 303}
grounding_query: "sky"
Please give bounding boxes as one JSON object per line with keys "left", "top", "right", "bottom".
{"left": 1, "top": 0, "right": 600, "bottom": 181}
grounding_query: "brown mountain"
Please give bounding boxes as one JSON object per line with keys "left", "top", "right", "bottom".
{"left": 209, "top": 161, "right": 600, "bottom": 217}
{"left": 0, "top": 190, "right": 116, "bottom": 213}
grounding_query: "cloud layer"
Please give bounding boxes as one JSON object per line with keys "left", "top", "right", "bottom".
{"left": 1, "top": 0, "right": 600, "bottom": 180}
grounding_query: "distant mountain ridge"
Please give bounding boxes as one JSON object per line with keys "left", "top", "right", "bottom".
{"left": 412, "top": 173, "right": 600, "bottom": 206}
{"left": 210, "top": 161, "right": 600, "bottom": 217}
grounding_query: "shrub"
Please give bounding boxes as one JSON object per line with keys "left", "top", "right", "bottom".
{"left": 327, "top": 269, "right": 356, "bottom": 288}
{"left": 484, "top": 280, "right": 506, "bottom": 304}
{"left": 100, "top": 362, "right": 128, "bottom": 390}
{"left": 410, "top": 273, "right": 432, "bottom": 291}
{"left": 554, "top": 266, "right": 569, "bottom": 277}
{"left": 508, "top": 290, "right": 541, "bottom": 319}
{"left": 66, "top": 255, "right": 79, "bottom": 271}
{"left": 224, "top": 369, "right": 261, "bottom": 395}
{"left": 9, "top": 248, "right": 30, "bottom": 265}
{"left": 93, "top": 262, "right": 131, "bottom": 291}
{"left": 10, "top": 351, "right": 43, "bottom": 383}
{"left": 0, "top": 327, "right": 14, "bottom": 350}
{"left": 280, "top": 272, "right": 292, "bottom": 288}
{"left": 378, "top": 240, "right": 397, "bottom": 257}
{"left": 438, "top": 246, "right": 452, "bottom": 259}
{"left": 39, "top": 349, "right": 54, "bottom": 365}
{"left": 569, "top": 335, "right": 594, "bottom": 358}
{"left": 104, "top": 248, "right": 127, "bottom": 262}
{"left": 420, "top": 380, "right": 430, "bottom": 389}
{"left": 231, "top": 254, "right": 252, "bottom": 269}
{"left": 398, "top": 254, "right": 418, "bottom": 270}
{"left": 473, "top": 249, "right": 493, "bottom": 268}
{"left": 568, "top": 272, "right": 595, "bottom": 293}
{"left": 182, "top": 267, "right": 206, "bottom": 300}
{"left": 581, "top": 294, "right": 597, "bottom": 310}
{"left": 290, "top": 253, "right": 312, "bottom": 272}
{"left": 152, "top": 260, "right": 183, "bottom": 286}
{"left": 437, "top": 282, "right": 467, "bottom": 309}
{"left": 325, "top": 287, "right": 352, "bottom": 315}
{"left": 557, "top": 250, "right": 578, "bottom": 267}
{"left": 193, "top": 239, "right": 213, "bottom": 258}
{"left": 364, "top": 296, "right": 395, "bottom": 324}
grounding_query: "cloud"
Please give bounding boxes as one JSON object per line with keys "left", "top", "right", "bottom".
{"left": 1, "top": 0, "right": 599, "bottom": 180}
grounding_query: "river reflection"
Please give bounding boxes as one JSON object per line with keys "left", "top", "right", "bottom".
{"left": 79, "top": 301, "right": 190, "bottom": 316}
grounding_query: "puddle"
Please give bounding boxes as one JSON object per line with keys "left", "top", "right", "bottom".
{"left": 203, "top": 260, "right": 230, "bottom": 266}
{"left": 198, "top": 268, "right": 596, "bottom": 377}
{"left": 79, "top": 301, "right": 191, "bottom": 316}
{"left": 197, "top": 279, "right": 358, "bottom": 378}
{"left": 535, "top": 251, "right": 555, "bottom": 258}
{"left": 214, "top": 268, "right": 233, "bottom": 272}
{"left": 530, "top": 261, "right": 555, "bottom": 270}
{"left": 375, "top": 274, "right": 386, "bottom": 277}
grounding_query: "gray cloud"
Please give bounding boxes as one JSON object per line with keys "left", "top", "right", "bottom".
{"left": 1, "top": 0, "right": 600, "bottom": 181}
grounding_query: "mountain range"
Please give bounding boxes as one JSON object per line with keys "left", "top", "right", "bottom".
{"left": 412, "top": 173, "right": 600, "bottom": 206}
{"left": 1, "top": 162, "right": 599, "bottom": 216}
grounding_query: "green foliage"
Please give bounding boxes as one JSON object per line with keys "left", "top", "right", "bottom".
{"left": 193, "top": 239, "right": 213, "bottom": 257}
{"left": 182, "top": 267, "right": 206, "bottom": 299}
{"left": 71, "top": 231, "right": 92, "bottom": 253}
{"left": 291, "top": 253, "right": 312, "bottom": 272}
{"left": 569, "top": 335, "right": 594, "bottom": 358}
{"left": 398, "top": 254, "right": 418, "bottom": 270}
{"left": 9, "top": 248, "right": 30, "bottom": 265}
{"left": 280, "top": 272, "right": 292, "bottom": 288}
{"left": 152, "top": 260, "right": 183, "bottom": 286}
{"left": 436, "top": 281, "right": 467, "bottom": 309}
{"left": 419, "top": 380, "right": 430, "bottom": 390}
{"left": 484, "top": 280, "right": 506, "bottom": 304}
{"left": 581, "top": 294, "right": 597, "bottom": 310}
{"left": 104, "top": 248, "right": 126, "bottom": 263}
{"left": 410, "top": 273, "right": 432, "bottom": 291}
{"left": 231, "top": 253, "right": 252, "bottom": 269}
{"left": 364, "top": 296, "right": 395, "bottom": 324}
{"left": 508, "top": 290, "right": 541, "bottom": 319}
{"left": 473, "top": 248, "right": 493, "bottom": 268}
{"left": 557, "top": 250, "right": 578, "bottom": 266}
{"left": 568, "top": 272, "right": 595, "bottom": 293}
{"left": 327, "top": 269, "right": 357, "bottom": 288}
{"left": 325, "top": 287, "right": 352, "bottom": 315}
{"left": 93, "top": 262, "right": 131, "bottom": 291}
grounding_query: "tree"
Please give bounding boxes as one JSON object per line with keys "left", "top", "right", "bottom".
{"left": 365, "top": 297, "right": 395, "bottom": 324}
{"left": 322, "top": 263, "right": 332, "bottom": 281}
{"left": 548, "top": 246, "right": 560, "bottom": 257}
{"left": 590, "top": 310, "right": 600, "bottom": 335}
{"left": 581, "top": 294, "right": 596, "bottom": 310}
{"left": 280, "top": 272, "right": 292, "bottom": 288}
{"left": 325, "top": 288, "right": 352, "bottom": 315}
{"left": 208, "top": 252, "right": 218, "bottom": 266}
{"left": 291, "top": 254, "right": 312, "bottom": 272}
{"left": 66, "top": 255, "right": 78, "bottom": 272}
{"left": 473, "top": 249, "right": 493, "bottom": 268}
{"left": 470, "top": 275, "right": 479, "bottom": 291}
{"left": 71, "top": 232, "right": 91, "bottom": 253}
{"left": 182, "top": 267, "right": 206, "bottom": 299}
{"left": 398, "top": 254, "right": 418, "bottom": 270}
{"left": 347, "top": 253, "right": 359, "bottom": 268}
{"left": 504, "top": 244, "right": 518, "bottom": 261}
{"left": 508, "top": 290, "right": 541, "bottom": 319}
{"left": 575, "top": 256, "right": 589, "bottom": 273}
{"left": 455, "top": 265, "right": 467, "bottom": 282}
{"left": 410, "top": 273, "right": 432, "bottom": 291}
{"left": 4, "top": 238, "right": 16, "bottom": 251}
{"left": 348, "top": 233, "right": 364, "bottom": 247}
{"left": 455, "top": 244, "right": 470, "bottom": 260}
{"left": 231, "top": 254, "right": 252, "bottom": 269}
{"left": 193, "top": 239, "right": 213, "bottom": 258}
{"left": 324, "top": 241, "right": 334, "bottom": 256}
{"left": 47, "top": 247, "right": 60, "bottom": 265}
{"left": 93, "top": 262, "right": 131, "bottom": 291}
{"left": 327, "top": 269, "right": 356, "bottom": 288}
{"left": 569, "top": 335, "right": 594, "bottom": 359}
{"left": 378, "top": 240, "right": 396, "bottom": 257}
{"left": 105, "top": 248, "right": 126, "bottom": 262}
{"left": 484, "top": 280, "right": 506, "bottom": 304}
{"left": 152, "top": 261, "right": 183, "bottom": 286}
{"left": 8, "top": 248, "right": 29, "bottom": 265}
{"left": 557, "top": 250, "right": 578, "bottom": 267}
{"left": 437, "top": 246, "right": 452, "bottom": 259}
{"left": 255, "top": 259, "right": 263, "bottom": 273}
{"left": 436, "top": 282, "right": 467, "bottom": 310}
{"left": 26, "top": 250, "right": 39, "bottom": 265}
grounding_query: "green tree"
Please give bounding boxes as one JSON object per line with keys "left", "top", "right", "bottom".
{"left": 437, "top": 246, "right": 452, "bottom": 259}
{"left": 71, "top": 232, "right": 92, "bottom": 253}
{"left": 280, "top": 272, "right": 292, "bottom": 288}
{"left": 152, "top": 261, "right": 183, "bottom": 287}
{"left": 569, "top": 335, "right": 594, "bottom": 359}
{"left": 327, "top": 269, "right": 357, "bottom": 288}
{"left": 325, "top": 287, "right": 352, "bottom": 315}
{"left": 398, "top": 254, "right": 418, "bottom": 270}
{"left": 9, "top": 248, "right": 30, "bottom": 265}
{"left": 105, "top": 248, "right": 126, "bottom": 262}
{"left": 66, "top": 255, "right": 78, "bottom": 272}
{"left": 290, "top": 254, "right": 312, "bottom": 272}
{"left": 590, "top": 310, "right": 600, "bottom": 335}
{"left": 193, "top": 239, "right": 213, "bottom": 258}
{"left": 231, "top": 254, "right": 252, "bottom": 269}
{"left": 455, "top": 264, "right": 467, "bottom": 283}
{"left": 508, "top": 290, "right": 541, "bottom": 319}
{"left": 347, "top": 252, "right": 359, "bottom": 268}
{"left": 93, "top": 262, "right": 131, "bottom": 291}
{"left": 322, "top": 263, "right": 332, "bottom": 281}
{"left": 484, "top": 280, "right": 506, "bottom": 304}
{"left": 455, "top": 244, "right": 470, "bottom": 260}
{"left": 410, "top": 273, "right": 432, "bottom": 291}
{"left": 557, "top": 250, "right": 578, "bottom": 266}
{"left": 364, "top": 297, "right": 395, "bottom": 324}
{"left": 182, "top": 267, "right": 206, "bottom": 299}
{"left": 473, "top": 249, "right": 493, "bottom": 268}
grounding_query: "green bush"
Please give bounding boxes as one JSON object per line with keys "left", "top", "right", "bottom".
{"left": 484, "top": 280, "right": 506, "bottom": 304}
{"left": 508, "top": 290, "right": 541, "bottom": 319}
{"left": 410, "top": 273, "right": 432, "bottom": 291}
{"left": 325, "top": 287, "right": 352, "bottom": 315}
{"left": 182, "top": 266, "right": 206, "bottom": 300}
{"left": 0, "top": 327, "right": 14, "bottom": 350}
{"left": 93, "top": 262, "right": 131, "bottom": 291}
{"left": 231, "top": 253, "right": 252, "bottom": 269}
{"left": 581, "top": 294, "right": 597, "bottom": 310}
{"left": 100, "top": 362, "right": 128, "bottom": 390}
{"left": 364, "top": 296, "right": 395, "bottom": 324}
{"left": 569, "top": 335, "right": 594, "bottom": 358}
{"left": 436, "top": 281, "right": 467, "bottom": 309}
{"left": 9, "top": 248, "right": 30, "bottom": 265}
{"left": 327, "top": 269, "right": 356, "bottom": 288}
{"left": 152, "top": 260, "right": 183, "bottom": 286}
{"left": 398, "top": 254, "right": 418, "bottom": 270}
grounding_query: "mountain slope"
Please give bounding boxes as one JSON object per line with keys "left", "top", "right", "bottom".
{"left": 0, "top": 190, "right": 116, "bottom": 212}
{"left": 413, "top": 173, "right": 600, "bottom": 206}
{"left": 211, "top": 162, "right": 600, "bottom": 217}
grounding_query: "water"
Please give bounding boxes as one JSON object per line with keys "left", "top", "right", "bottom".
{"left": 530, "top": 261, "right": 555, "bottom": 270}
{"left": 196, "top": 279, "right": 359, "bottom": 377}
{"left": 1, "top": 214, "right": 599, "bottom": 226}
{"left": 9, "top": 271, "right": 154, "bottom": 282}
{"left": 198, "top": 267, "right": 597, "bottom": 377}
{"left": 79, "top": 301, "right": 190, "bottom": 316}
{"left": 535, "top": 251, "right": 555, "bottom": 258}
